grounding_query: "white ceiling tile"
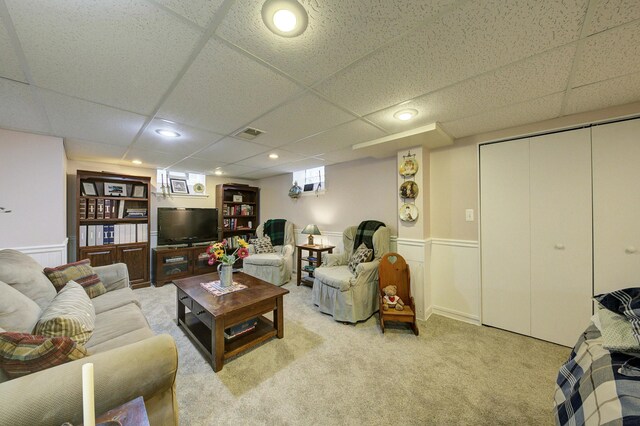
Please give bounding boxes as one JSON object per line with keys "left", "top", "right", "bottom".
{"left": 236, "top": 149, "right": 305, "bottom": 168}
{"left": 238, "top": 169, "right": 284, "bottom": 180}
{"left": 584, "top": 0, "right": 640, "bottom": 35}
{"left": 64, "top": 139, "right": 127, "bottom": 163}
{"left": 136, "top": 119, "right": 223, "bottom": 155}
{"left": 565, "top": 72, "right": 640, "bottom": 115}
{"left": 40, "top": 90, "right": 146, "bottom": 146}
{"left": 573, "top": 21, "right": 640, "bottom": 87}
{"left": 366, "top": 43, "right": 577, "bottom": 132}
{"left": 216, "top": 0, "right": 460, "bottom": 85}
{"left": 441, "top": 92, "right": 565, "bottom": 139}
{"left": 158, "top": 37, "right": 303, "bottom": 134}
{"left": 125, "top": 148, "right": 186, "bottom": 169}
{"left": 152, "top": 0, "right": 224, "bottom": 28}
{"left": 0, "top": 21, "right": 25, "bottom": 82}
{"left": 192, "top": 137, "right": 270, "bottom": 163}
{"left": 246, "top": 92, "right": 355, "bottom": 147}
{"left": 210, "top": 163, "right": 257, "bottom": 178}
{"left": 316, "top": 0, "right": 588, "bottom": 116}
{"left": 282, "top": 119, "right": 386, "bottom": 156}
{"left": 266, "top": 157, "right": 327, "bottom": 174}
{"left": 169, "top": 156, "right": 226, "bottom": 174}
{"left": 6, "top": 0, "right": 201, "bottom": 115}
{"left": 0, "top": 79, "right": 50, "bottom": 133}
{"left": 317, "top": 147, "right": 375, "bottom": 165}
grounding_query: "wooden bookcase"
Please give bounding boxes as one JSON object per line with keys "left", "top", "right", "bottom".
{"left": 76, "top": 170, "right": 151, "bottom": 288}
{"left": 215, "top": 183, "right": 260, "bottom": 247}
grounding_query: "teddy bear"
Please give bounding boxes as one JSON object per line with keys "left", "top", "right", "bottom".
{"left": 382, "top": 285, "right": 404, "bottom": 311}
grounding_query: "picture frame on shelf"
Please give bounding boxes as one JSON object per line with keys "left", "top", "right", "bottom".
{"left": 132, "top": 185, "right": 146, "bottom": 198}
{"left": 170, "top": 178, "right": 189, "bottom": 194}
{"left": 81, "top": 181, "right": 98, "bottom": 196}
{"left": 232, "top": 194, "right": 243, "bottom": 202}
{"left": 104, "top": 182, "right": 127, "bottom": 197}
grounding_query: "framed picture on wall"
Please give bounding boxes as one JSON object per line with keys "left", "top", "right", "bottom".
{"left": 170, "top": 178, "right": 189, "bottom": 194}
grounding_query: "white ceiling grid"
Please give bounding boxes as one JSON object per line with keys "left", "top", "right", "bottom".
{"left": 0, "top": 0, "right": 638, "bottom": 179}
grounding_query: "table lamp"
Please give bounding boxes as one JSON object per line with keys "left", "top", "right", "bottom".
{"left": 301, "top": 224, "right": 321, "bottom": 245}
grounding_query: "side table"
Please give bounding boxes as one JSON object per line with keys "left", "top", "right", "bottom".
{"left": 296, "top": 244, "right": 335, "bottom": 286}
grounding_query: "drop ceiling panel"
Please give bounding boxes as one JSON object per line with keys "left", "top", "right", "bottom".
{"left": 573, "top": 21, "right": 640, "bottom": 87}
{"left": 266, "top": 157, "right": 327, "bottom": 174}
{"left": 316, "top": 0, "right": 587, "bottom": 116}
{"left": 64, "top": 139, "right": 128, "bottom": 163}
{"left": 318, "top": 147, "right": 374, "bottom": 165}
{"left": 216, "top": 0, "right": 459, "bottom": 85}
{"left": 6, "top": 0, "right": 202, "bottom": 115}
{"left": 365, "top": 43, "right": 576, "bottom": 133}
{"left": 158, "top": 37, "right": 303, "bottom": 134}
{"left": 238, "top": 169, "right": 284, "bottom": 180}
{"left": 211, "top": 163, "right": 256, "bottom": 178}
{"left": 584, "top": 0, "right": 640, "bottom": 35}
{"left": 152, "top": 0, "right": 224, "bottom": 28}
{"left": 136, "top": 119, "right": 223, "bottom": 155}
{"left": 565, "top": 72, "right": 640, "bottom": 116}
{"left": 236, "top": 149, "right": 305, "bottom": 168}
{"left": 0, "top": 22, "right": 25, "bottom": 82}
{"left": 246, "top": 92, "right": 355, "bottom": 147}
{"left": 124, "top": 148, "right": 187, "bottom": 169}
{"left": 169, "top": 156, "right": 226, "bottom": 174}
{"left": 0, "top": 79, "right": 50, "bottom": 134}
{"left": 192, "top": 137, "right": 270, "bottom": 163}
{"left": 441, "top": 92, "right": 565, "bottom": 139}
{"left": 282, "top": 119, "right": 386, "bottom": 156}
{"left": 40, "top": 90, "right": 146, "bottom": 146}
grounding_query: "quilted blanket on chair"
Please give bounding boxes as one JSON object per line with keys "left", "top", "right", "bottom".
{"left": 264, "top": 219, "right": 286, "bottom": 246}
{"left": 353, "top": 220, "right": 384, "bottom": 255}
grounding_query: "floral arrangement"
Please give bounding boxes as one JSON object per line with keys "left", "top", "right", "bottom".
{"left": 207, "top": 238, "right": 249, "bottom": 266}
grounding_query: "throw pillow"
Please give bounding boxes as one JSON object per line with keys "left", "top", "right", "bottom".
{"left": 250, "top": 236, "right": 276, "bottom": 254}
{"left": 597, "top": 305, "right": 640, "bottom": 351}
{"left": 34, "top": 281, "right": 96, "bottom": 345}
{"left": 594, "top": 287, "right": 640, "bottom": 342}
{"left": 0, "top": 249, "right": 57, "bottom": 311}
{"left": 348, "top": 243, "right": 373, "bottom": 274}
{"left": 44, "top": 259, "right": 107, "bottom": 299}
{"left": 0, "top": 281, "right": 41, "bottom": 333}
{"left": 0, "top": 332, "right": 88, "bottom": 379}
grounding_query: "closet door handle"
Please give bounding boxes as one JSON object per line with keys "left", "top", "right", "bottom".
{"left": 554, "top": 243, "right": 565, "bottom": 250}
{"left": 625, "top": 247, "right": 637, "bottom": 254}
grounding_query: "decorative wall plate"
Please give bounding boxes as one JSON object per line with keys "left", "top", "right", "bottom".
{"left": 193, "top": 183, "right": 205, "bottom": 193}
{"left": 399, "top": 157, "right": 418, "bottom": 176}
{"left": 399, "top": 203, "right": 419, "bottom": 222}
{"left": 399, "top": 181, "right": 419, "bottom": 199}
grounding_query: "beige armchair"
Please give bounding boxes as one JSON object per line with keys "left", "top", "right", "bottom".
{"left": 243, "top": 220, "right": 295, "bottom": 286}
{"left": 311, "top": 225, "right": 390, "bottom": 323}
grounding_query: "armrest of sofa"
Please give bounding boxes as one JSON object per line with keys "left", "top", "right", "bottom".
{"left": 280, "top": 244, "right": 294, "bottom": 259}
{"left": 323, "top": 252, "right": 349, "bottom": 267}
{"left": 94, "top": 262, "right": 130, "bottom": 291}
{"left": 354, "top": 259, "right": 380, "bottom": 285}
{"left": 0, "top": 334, "right": 178, "bottom": 426}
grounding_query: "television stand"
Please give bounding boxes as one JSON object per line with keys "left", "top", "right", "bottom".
{"left": 152, "top": 246, "right": 218, "bottom": 287}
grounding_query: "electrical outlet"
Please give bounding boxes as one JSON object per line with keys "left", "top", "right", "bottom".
{"left": 465, "top": 209, "right": 474, "bottom": 222}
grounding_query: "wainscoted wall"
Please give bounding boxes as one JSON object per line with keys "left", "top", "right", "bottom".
{"left": 396, "top": 237, "right": 429, "bottom": 321}
{"left": 430, "top": 239, "right": 480, "bottom": 325}
{"left": 6, "top": 239, "right": 69, "bottom": 268}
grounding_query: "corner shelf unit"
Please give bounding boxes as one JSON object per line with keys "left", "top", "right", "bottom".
{"left": 216, "top": 183, "right": 260, "bottom": 244}
{"left": 75, "top": 170, "right": 151, "bottom": 288}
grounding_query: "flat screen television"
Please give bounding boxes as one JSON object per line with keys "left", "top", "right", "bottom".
{"left": 157, "top": 207, "right": 218, "bottom": 246}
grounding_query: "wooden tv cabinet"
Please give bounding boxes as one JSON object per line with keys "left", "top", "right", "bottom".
{"left": 152, "top": 246, "right": 217, "bottom": 287}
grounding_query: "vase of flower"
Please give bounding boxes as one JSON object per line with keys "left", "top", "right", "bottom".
{"left": 217, "top": 263, "right": 234, "bottom": 287}
{"left": 207, "top": 238, "right": 250, "bottom": 288}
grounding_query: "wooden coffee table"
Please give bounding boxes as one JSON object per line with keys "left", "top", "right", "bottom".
{"left": 174, "top": 272, "right": 289, "bottom": 372}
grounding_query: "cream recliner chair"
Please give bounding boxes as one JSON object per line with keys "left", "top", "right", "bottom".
{"left": 311, "top": 224, "right": 390, "bottom": 323}
{"left": 243, "top": 220, "right": 294, "bottom": 286}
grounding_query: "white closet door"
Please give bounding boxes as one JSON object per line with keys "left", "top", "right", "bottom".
{"left": 480, "top": 140, "right": 531, "bottom": 335}
{"left": 593, "top": 119, "right": 640, "bottom": 295}
{"left": 530, "top": 129, "right": 593, "bottom": 347}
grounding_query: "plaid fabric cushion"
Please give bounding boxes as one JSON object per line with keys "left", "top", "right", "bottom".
{"left": 44, "top": 259, "right": 107, "bottom": 299}
{"left": 597, "top": 306, "right": 640, "bottom": 351}
{"left": 348, "top": 243, "right": 373, "bottom": 274}
{"left": 34, "top": 281, "right": 95, "bottom": 345}
{"left": 0, "top": 332, "right": 88, "bottom": 379}
{"left": 250, "top": 236, "right": 276, "bottom": 254}
{"left": 264, "top": 219, "right": 286, "bottom": 246}
{"left": 594, "top": 287, "right": 640, "bottom": 344}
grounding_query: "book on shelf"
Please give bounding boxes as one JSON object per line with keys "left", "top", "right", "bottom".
{"left": 104, "top": 199, "right": 111, "bottom": 219}
{"left": 224, "top": 318, "right": 258, "bottom": 339}
{"left": 97, "top": 199, "right": 105, "bottom": 219}
{"left": 88, "top": 199, "right": 96, "bottom": 219}
{"left": 79, "top": 199, "right": 87, "bottom": 220}
{"left": 118, "top": 200, "right": 125, "bottom": 218}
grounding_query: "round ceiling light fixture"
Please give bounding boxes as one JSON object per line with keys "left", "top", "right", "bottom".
{"left": 262, "top": 0, "right": 308, "bottom": 37}
{"left": 214, "top": 169, "right": 223, "bottom": 176}
{"left": 132, "top": 159, "right": 142, "bottom": 165}
{"left": 269, "top": 153, "right": 279, "bottom": 159}
{"left": 393, "top": 109, "right": 418, "bottom": 121}
{"left": 155, "top": 129, "right": 181, "bottom": 138}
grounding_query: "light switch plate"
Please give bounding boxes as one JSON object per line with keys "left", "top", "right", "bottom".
{"left": 465, "top": 209, "right": 474, "bottom": 222}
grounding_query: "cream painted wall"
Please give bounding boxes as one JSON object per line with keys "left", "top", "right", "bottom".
{"left": 259, "top": 156, "right": 397, "bottom": 240}
{"left": 0, "top": 128, "right": 66, "bottom": 248}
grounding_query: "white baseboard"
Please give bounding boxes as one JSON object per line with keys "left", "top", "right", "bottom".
{"left": 432, "top": 305, "right": 481, "bottom": 326}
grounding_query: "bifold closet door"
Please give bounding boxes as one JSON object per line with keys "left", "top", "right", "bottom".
{"left": 480, "top": 140, "right": 531, "bottom": 336}
{"left": 529, "top": 129, "right": 592, "bottom": 347}
{"left": 593, "top": 119, "right": 640, "bottom": 295}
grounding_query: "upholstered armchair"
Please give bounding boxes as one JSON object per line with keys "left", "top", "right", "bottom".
{"left": 243, "top": 220, "right": 295, "bottom": 286}
{"left": 311, "top": 224, "right": 390, "bottom": 323}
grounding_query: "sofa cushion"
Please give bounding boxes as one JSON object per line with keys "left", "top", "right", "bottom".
{"left": 314, "top": 266, "right": 355, "bottom": 291}
{"left": 44, "top": 259, "right": 107, "bottom": 299}
{"left": 85, "top": 303, "right": 150, "bottom": 350}
{"left": 86, "top": 327, "right": 155, "bottom": 354}
{"left": 250, "top": 236, "right": 275, "bottom": 254}
{"left": 92, "top": 287, "right": 141, "bottom": 315}
{"left": 348, "top": 243, "right": 373, "bottom": 274}
{"left": 243, "top": 253, "right": 285, "bottom": 267}
{"left": 0, "top": 332, "right": 88, "bottom": 379}
{"left": 0, "top": 281, "right": 41, "bottom": 333}
{"left": 34, "top": 281, "right": 96, "bottom": 345}
{"left": 0, "top": 249, "right": 56, "bottom": 311}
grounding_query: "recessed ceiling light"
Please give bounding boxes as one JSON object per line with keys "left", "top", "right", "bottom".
{"left": 262, "top": 0, "right": 308, "bottom": 37}
{"left": 132, "top": 160, "right": 142, "bottom": 165}
{"left": 214, "top": 170, "right": 223, "bottom": 176}
{"left": 269, "top": 153, "right": 279, "bottom": 159}
{"left": 394, "top": 109, "right": 418, "bottom": 121}
{"left": 155, "top": 129, "right": 181, "bottom": 138}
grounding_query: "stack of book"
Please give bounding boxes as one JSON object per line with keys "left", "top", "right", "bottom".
{"left": 126, "top": 208, "right": 147, "bottom": 218}
{"left": 224, "top": 318, "right": 258, "bottom": 340}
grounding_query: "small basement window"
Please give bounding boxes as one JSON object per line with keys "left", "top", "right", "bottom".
{"left": 156, "top": 170, "right": 206, "bottom": 194}
{"left": 292, "top": 166, "right": 325, "bottom": 195}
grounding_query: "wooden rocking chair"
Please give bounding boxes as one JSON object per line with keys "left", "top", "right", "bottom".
{"left": 378, "top": 253, "right": 419, "bottom": 335}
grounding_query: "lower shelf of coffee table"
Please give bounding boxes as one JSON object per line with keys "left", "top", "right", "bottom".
{"left": 180, "top": 313, "right": 276, "bottom": 360}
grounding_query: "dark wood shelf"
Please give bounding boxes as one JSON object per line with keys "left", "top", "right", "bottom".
{"left": 223, "top": 201, "right": 256, "bottom": 205}
{"left": 217, "top": 184, "right": 260, "bottom": 246}
{"left": 80, "top": 196, "right": 148, "bottom": 202}
{"left": 80, "top": 217, "right": 147, "bottom": 223}
{"left": 224, "top": 317, "right": 275, "bottom": 359}
{"left": 223, "top": 215, "right": 256, "bottom": 218}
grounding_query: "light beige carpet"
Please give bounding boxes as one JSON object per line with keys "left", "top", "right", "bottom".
{"left": 134, "top": 282, "right": 569, "bottom": 425}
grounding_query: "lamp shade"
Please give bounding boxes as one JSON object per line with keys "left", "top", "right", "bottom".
{"left": 301, "top": 224, "right": 321, "bottom": 235}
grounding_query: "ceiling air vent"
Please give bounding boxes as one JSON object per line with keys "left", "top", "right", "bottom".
{"left": 233, "top": 127, "right": 264, "bottom": 141}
